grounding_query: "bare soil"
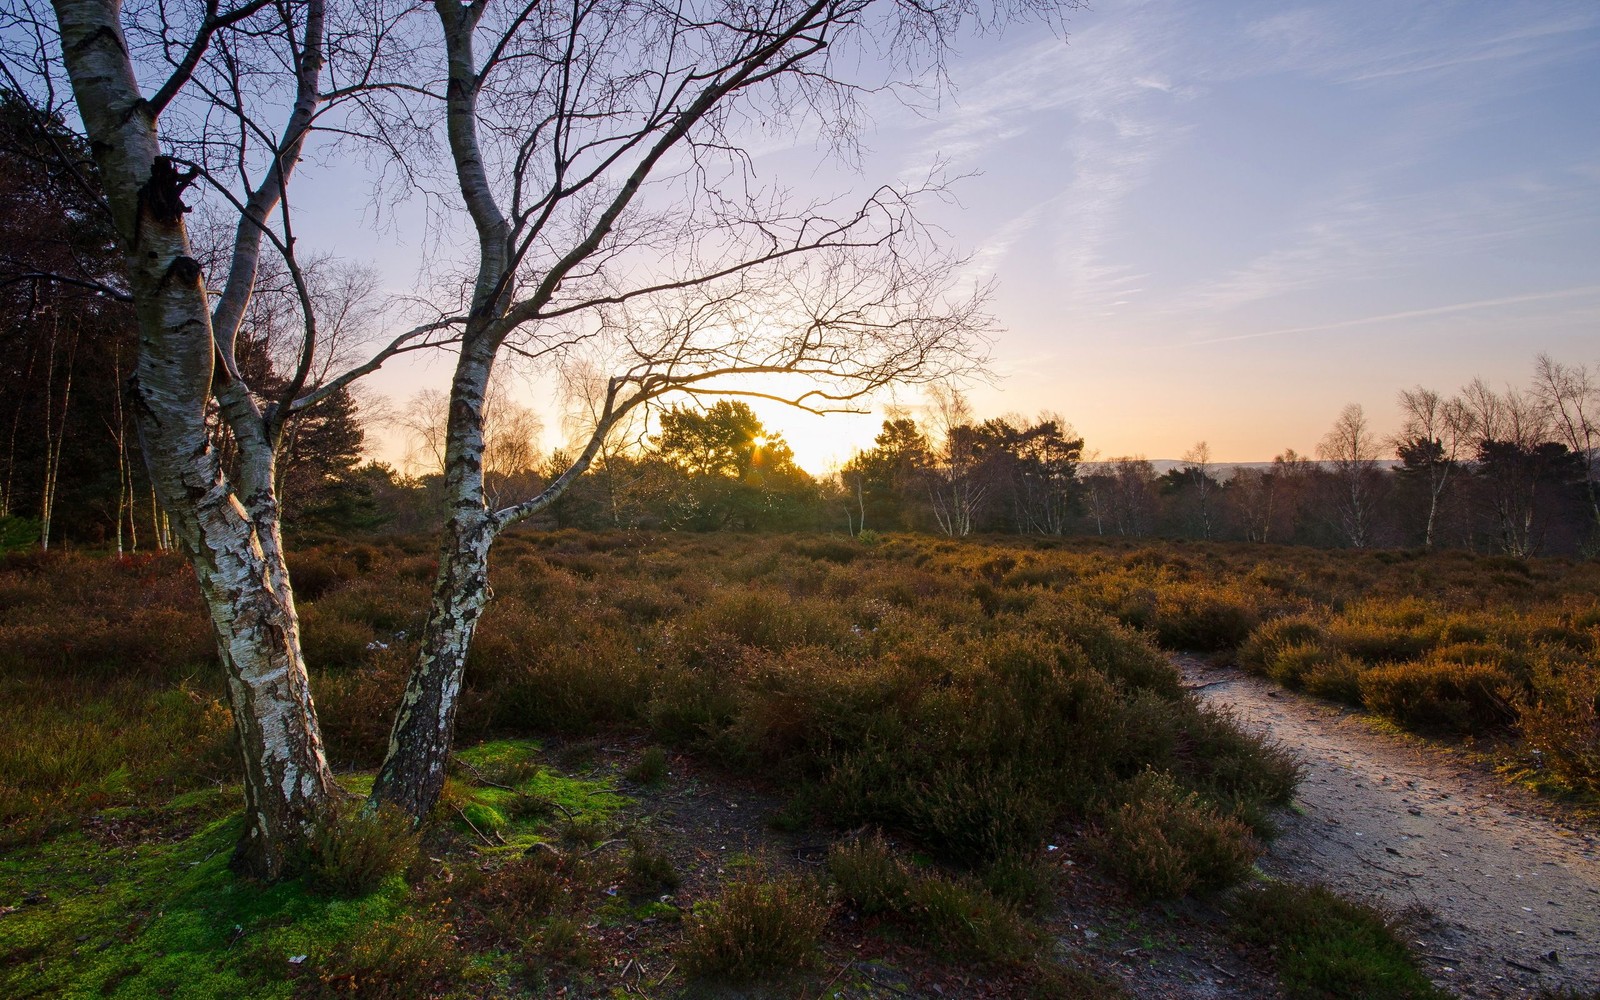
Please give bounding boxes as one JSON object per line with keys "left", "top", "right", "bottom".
{"left": 1178, "top": 654, "right": 1600, "bottom": 999}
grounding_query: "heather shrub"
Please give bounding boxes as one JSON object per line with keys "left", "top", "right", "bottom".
{"left": 1302, "top": 654, "right": 1365, "bottom": 704}
{"left": 1329, "top": 621, "right": 1434, "bottom": 666}
{"left": 313, "top": 650, "right": 411, "bottom": 769}
{"left": 525, "top": 914, "right": 596, "bottom": 972}
{"left": 680, "top": 871, "right": 831, "bottom": 981}
{"left": 473, "top": 599, "right": 649, "bottom": 734}
{"left": 625, "top": 745, "right": 669, "bottom": 786}
{"left": 285, "top": 548, "right": 361, "bottom": 601}
{"left": 1087, "top": 771, "right": 1260, "bottom": 900}
{"left": 1149, "top": 582, "right": 1261, "bottom": 651}
{"left": 455, "top": 854, "right": 565, "bottom": 946}
{"left": 304, "top": 802, "right": 421, "bottom": 898}
{"left": 302, "top": 911, "right": 467, "bottom": 1000}
{"left": 1518, "top": 654, "right": 1600, "bottom": 792}
{"left": 624, "top": 833, "right": 681, "bottom": 896}
{"left": 1240, "top": 616, "right": 1327, "bottom": 674}
{"left": 314, "top": 577, "right": 428, "bottom": 634}
{"left": 1171, "top": 703, "right": 1301, "bottom": 833}
{"left": 908, "top": 871, "right": 1032, "bottom": 962}
{"left": 299, "top": 607, "right": 380, "bottom": 671}
{"left": 827, "top": 835, "right": 913, "bottom": 915}
{"left": 828, "top": 835, "right": 1032, "bottom": 962}
{"left": 0, "top": 679, "right": 234, "bottom": 842}
{"left": 1359, "top": 660, "right": 1517, "bottom": 734}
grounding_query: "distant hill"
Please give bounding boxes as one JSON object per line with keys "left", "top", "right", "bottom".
{"left": 1082, "top": 460, "right": 1280, "bottom": 481}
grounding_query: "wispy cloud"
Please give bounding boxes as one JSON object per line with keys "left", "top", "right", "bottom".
{"left": 902, "top": 10, "right": 1201, "bottom": 308}
{"left": 1187, "top": 285, "right": 1600, "bottom": 346}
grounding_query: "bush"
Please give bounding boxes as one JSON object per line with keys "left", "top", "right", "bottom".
{"left": 827, "top": 835, "right": 912, "bottom": 916}
{"left": 1359, "top": 660, "right": 1517, "bottom": 735}
{"left": 1302, "top": 654, "right": 1364, "bottom": 704}
{"left": 1086, "top": 772, "right": 1259, "bottom": 900}
{"left": 456, "top": 854, "right": 565, "bottom": 947}
{"left": 525, "top": 915, "right": 596, "bottom": 971}
{"left": 0, "top": 680, "right": 235, "bottom": 843}
{"left": 828, "top": 835, "right": 1032, "bottom": 963}
{"left": 1518, "top": 655, "right": 1600, "bottom": 793}
{"left": 1240, "top": 616, "right": 1327, "bottom": 674}
{"left": 625, "top": 746, "right": 668, "bottom": 786}
{"left": 624, "top": 833, "right": 681, "bottom": 896}
{"left": 302, "top": 911, "right": 466, "bottom": 999}
{"left": 304, "top": 802, "right": 421, "bottom": 898}
{"left": 1149, "top": 583, "right": 1261, "bottom": 651}
{"left": 680, "top": 872, "right": 831, "bottom": 981}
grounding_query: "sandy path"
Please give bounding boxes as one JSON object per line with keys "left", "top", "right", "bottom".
{"left": 1178, "top": 655, "right": 1600, "bottom": 999}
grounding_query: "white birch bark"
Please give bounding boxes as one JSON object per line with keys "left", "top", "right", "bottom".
{"left": 52, "top": 0, "right": 336, "bottom": 879}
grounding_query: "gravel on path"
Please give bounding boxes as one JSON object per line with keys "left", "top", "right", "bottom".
{"left": 1179, "top": 655, "right": 1600, "bottom": 999}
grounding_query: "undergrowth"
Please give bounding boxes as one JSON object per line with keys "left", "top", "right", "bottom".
{"left": 6, "top": 533, "right": 1594, "bottom": 995}
{"left": 1227, "top": 881, "right": 1446, "bottom": 1000}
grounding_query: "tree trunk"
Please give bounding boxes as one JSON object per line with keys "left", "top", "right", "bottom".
{"left": 371, "top": 333, "right": 498, "bottom": 820}
{"left": 370, "top": 510, "right": 493, "bottom": 818}
{"left": 53, "top": 0, "right": 336, "bottom": 879}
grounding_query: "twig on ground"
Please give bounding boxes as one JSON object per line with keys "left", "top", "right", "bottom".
{"left": 1504, "top": 957, "right": 1544, "bottom": 975}
{"left": 1206, "top": 959, "right": 1238, "bottom": 979}
{"left": 450, "top": 753, "right": 517, "bottom": 791}
{"left": 452, "top": 804, "right": 497, "bottom": 847}
{"left": 815, "top": 960, "right": 853, "bottom": 999}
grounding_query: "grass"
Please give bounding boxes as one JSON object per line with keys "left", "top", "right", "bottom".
{"left": 1227, "top": 881, "right": 1446, "bottom": 999}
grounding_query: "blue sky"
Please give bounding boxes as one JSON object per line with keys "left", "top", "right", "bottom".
{"left": 290, "top": 0, "right": 1600, "bottom": 470}
{"left": 852, "top": 0, "right": 1600, "bottom": 465}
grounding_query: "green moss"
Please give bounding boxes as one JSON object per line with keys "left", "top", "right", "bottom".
{"left": 461, "top": 803, "right": 507, "bottom": 834}
{"left": 451, "top": 740, "right": 625, "bottom": 852}
{"left": 1, "top": 809, "right": 409, "bottom": 999}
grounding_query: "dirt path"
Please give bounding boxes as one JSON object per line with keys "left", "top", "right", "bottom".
{"left": 1178, "top": 655, "right": 1600, "bottom": 998}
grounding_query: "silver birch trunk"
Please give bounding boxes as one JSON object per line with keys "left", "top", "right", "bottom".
{"left": 52, "top": 0, "right": 336, "bottom": 879}
{"left": 371, "top": 343, "right": 497, "bottom": 818}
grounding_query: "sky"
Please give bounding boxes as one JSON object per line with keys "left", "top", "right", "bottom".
{"left": 303, "top": 0, "right": 1600, "bottom": 473}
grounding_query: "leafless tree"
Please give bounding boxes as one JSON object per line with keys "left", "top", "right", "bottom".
{"left": 1531, "top": 354, "right": 1600, "bottom": 544}
{"left": 1393, "top": 385, "right": 1473, "bottom": 550}
{"left": 1224, "top": 465, "right": 1271, "bottom": 543}
{"left": 923, "top": 384, "right": 986, "bottom": 537}
{"left": 1181, "top": 440, "right": 1213, "bottom": 540}
{"left": 27, "top": 0, "right": 1074, "bottom": 868}
{"left": 1093, "top": 455, "right": 1156, "bottom": 537}
{"left": 1318, "top": 403, "right": 1382, "bottom": 548}
{"left": 1460, "top": 378, "right": 1556, "bottom": 557}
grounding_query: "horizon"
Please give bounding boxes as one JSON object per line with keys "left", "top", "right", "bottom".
{"left": 342, "top": 0, "right": 1598, "bottom": 477}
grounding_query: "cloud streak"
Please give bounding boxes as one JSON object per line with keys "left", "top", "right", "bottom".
{"left": 1187, "top": 286, "right": 1600, "bottom": 347}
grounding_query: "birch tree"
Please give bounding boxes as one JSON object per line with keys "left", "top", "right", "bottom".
{"left": 1393, "top": 385, "right": 1472, "bottom": 550}
{"left": 1531, "top": 354, "right": 1600, "bottom": 545}
{"left": 18, "top": 0, "right": 447, "bottom": 877}
{"left": 19, "top": 0, "right": 1072, "bottom": 866}
{"left": 357, "top": 0, "right": 1077, "bottom": 821}
{"left": 1318, "top": 403, "right": 1382, "bottom": 548}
